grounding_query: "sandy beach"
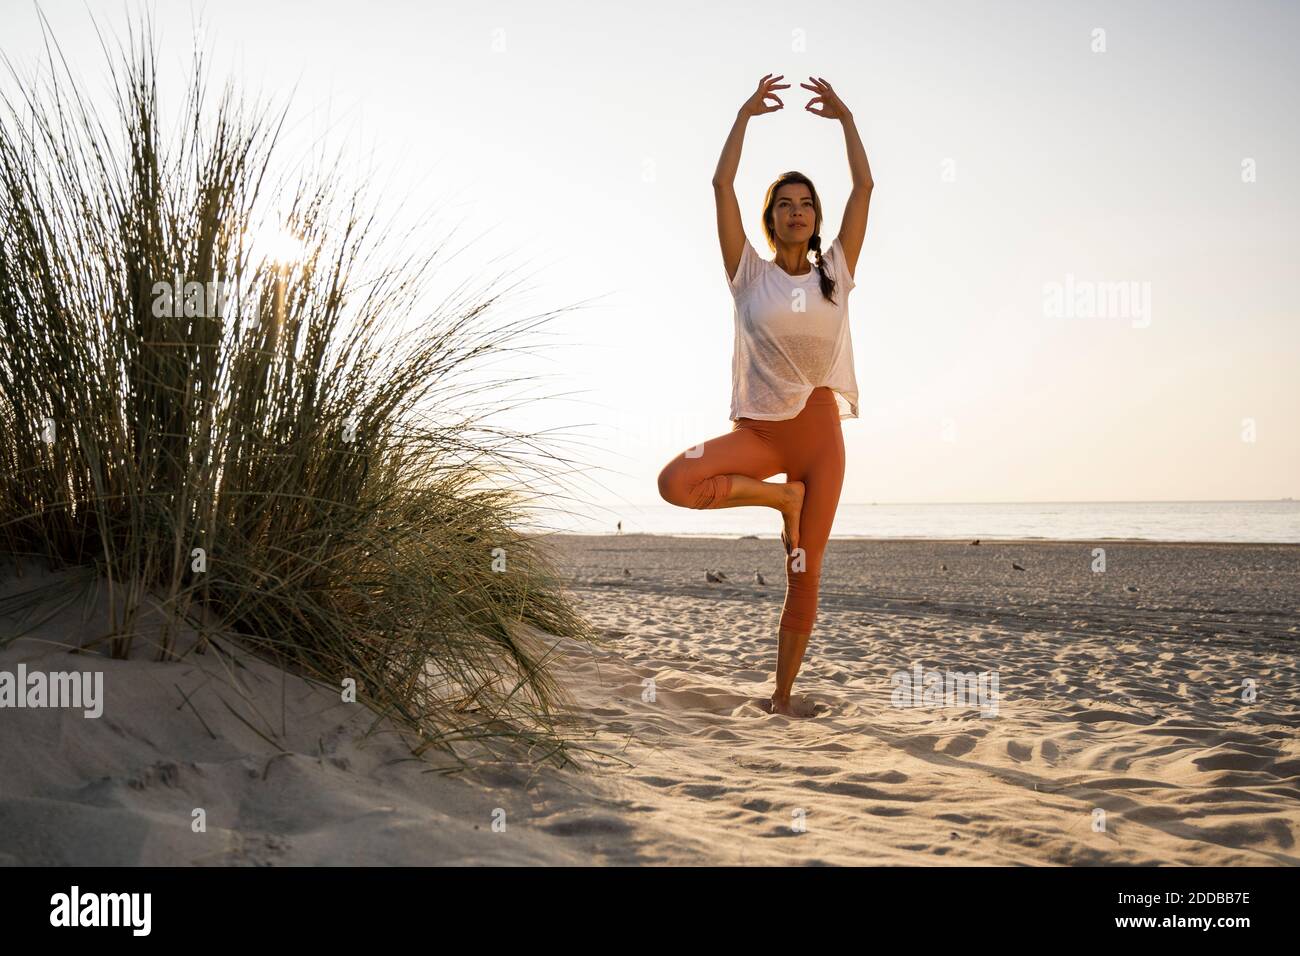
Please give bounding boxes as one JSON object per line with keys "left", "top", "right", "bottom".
{"left": 2, "top": 534, "right": 1298, "bottom": 865}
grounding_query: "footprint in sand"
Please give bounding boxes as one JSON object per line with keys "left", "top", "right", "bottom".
{"left": 1006, "top": 740, "right": 1034, "bottom": 762}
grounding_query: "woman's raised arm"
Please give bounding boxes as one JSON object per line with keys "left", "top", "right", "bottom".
{"left": 714, "top": 74, "right": 788, "bottom": 284}
{"left": 802, "top": 76, "right": 873, "bottom": 279}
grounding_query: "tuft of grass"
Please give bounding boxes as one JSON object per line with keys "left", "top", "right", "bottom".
{"left": 0, "top": 14, "right": 604, "bottom": 770}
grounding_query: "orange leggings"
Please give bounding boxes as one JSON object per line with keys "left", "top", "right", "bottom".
{"left": 656, "top": 386, "right": 845, "bottom": 636}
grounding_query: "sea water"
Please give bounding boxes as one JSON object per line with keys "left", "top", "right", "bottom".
{"left": 549, "top": 500, "right": 1300, "bottom": 544}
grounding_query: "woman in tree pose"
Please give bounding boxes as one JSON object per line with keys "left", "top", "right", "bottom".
{"left": 657, "top": 74, "right": 874, "bottom": 717}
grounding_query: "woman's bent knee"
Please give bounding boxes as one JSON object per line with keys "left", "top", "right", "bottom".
{"left": 657, "top": 460, "right": 728, "bottom": 510}
{"left": 656, "top": 462, "right": 679, "bottom": 505}
{"left": 657, "top": 459, "right": 701, "bottom": 508}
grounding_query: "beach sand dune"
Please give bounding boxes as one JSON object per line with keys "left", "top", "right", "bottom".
{"left": 1, "top": 535, "right": 1297, "bottom": 865}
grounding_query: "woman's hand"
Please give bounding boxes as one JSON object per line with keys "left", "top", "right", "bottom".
{"left": 801, "top": 76, "right": 851, "bottom": 120}
{"left": 739, "top": 73, "right": 790, "bottom": 117}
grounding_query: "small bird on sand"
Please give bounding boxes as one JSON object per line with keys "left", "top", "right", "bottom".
{"left": 1125, "top": 585, "right": 1139, "bottom": 592}
{"left": 970, "top": 539, "right": 981, "bottom": 545}
{"left": 623, "top": 568, "right": 631, "bottom": 577}
{"left": 1012, "top": 562, "right": 1026, "bottom": 571}
{"left": 754, "top": 569, "right": 766, "bottom": 585}
{"left": 940, "top": 563, "right": 947, "bottom": 571}
{"left": 705, "top": 569, "right": 724, "bottom": 583}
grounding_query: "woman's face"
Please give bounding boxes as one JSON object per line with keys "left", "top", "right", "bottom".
{"left": 771, "top": 184, "right": 816, "bottom": 245}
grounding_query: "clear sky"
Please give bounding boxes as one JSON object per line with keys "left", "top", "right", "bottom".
{"left": 4, "top": 0, "right": 1297, "bottom": 519}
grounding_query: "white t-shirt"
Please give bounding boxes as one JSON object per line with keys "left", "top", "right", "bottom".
{"left": 726, "top": 235, "right": 860, "bottom": 421}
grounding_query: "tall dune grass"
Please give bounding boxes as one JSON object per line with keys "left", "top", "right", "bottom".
{"left": 0, "top": 20, "right": 600, "bottom": 768}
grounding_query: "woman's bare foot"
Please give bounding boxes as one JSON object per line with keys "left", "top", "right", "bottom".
{"left": 779, "top": 481, "right": 804, "bottom": 555}
{"left": 766, "top": 693, "right": 819, "bottom": 717}
{"left": 769, "top": 693, "right": 799, "bottom": 716}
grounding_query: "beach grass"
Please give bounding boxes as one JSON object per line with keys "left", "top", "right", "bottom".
{"left": 0, "top": 15, "right": 599, "bottom": 770}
